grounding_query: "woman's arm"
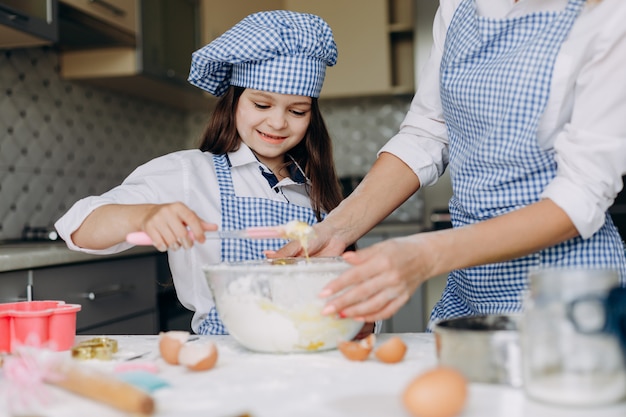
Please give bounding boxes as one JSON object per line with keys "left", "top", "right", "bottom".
{"left": 268, "top": 152, "right": 421, "bottom": 258}
{"left": 321, "top": 152, "right": 421, "bottom": 247}
{"left": 320, "top": 198, "right": 579, "bottom": 322}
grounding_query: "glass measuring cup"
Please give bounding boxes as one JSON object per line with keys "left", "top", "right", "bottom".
{"left": 521, "top": 268, "right": 626, "bottom": 406}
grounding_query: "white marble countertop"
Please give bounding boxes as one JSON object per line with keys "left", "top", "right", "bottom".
{"left": 0, "top": 242, "right": 158, "bottom": 272}
{"left": 1, "top": 333, "right": 625, "bottom": 417}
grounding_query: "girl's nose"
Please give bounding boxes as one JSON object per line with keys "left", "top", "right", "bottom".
{"left": 266, "top": 110, "right": 288, "bottom": 130}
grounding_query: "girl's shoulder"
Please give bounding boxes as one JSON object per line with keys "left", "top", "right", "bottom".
{"left": 156, "top": 149, "right": 217, "bottom": 165}
{"left": 131, "top": 149, "right": 216, "bottom": 176}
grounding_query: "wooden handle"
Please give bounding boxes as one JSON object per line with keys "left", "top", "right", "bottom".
{"left": 47, "top": 362, "right": 155, "bottom": 415}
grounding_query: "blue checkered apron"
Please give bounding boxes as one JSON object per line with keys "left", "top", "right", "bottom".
{"left": 198, "top": 154, "right": 319, "bottom": 334}
{"left": 431, "top": 0, "right": 626, "bottom": 326}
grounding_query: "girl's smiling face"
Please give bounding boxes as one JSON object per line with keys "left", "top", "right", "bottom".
{"left": 236, "top": 88, "right": 312, "bottom": 173}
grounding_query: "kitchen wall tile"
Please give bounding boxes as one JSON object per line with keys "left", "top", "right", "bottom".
{"left": 0, "top": 47, "right": 423, "bottom": 241}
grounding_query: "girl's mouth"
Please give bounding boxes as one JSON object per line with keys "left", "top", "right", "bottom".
{"left": 258, "top": 130, "right": 286, "bottom": 143}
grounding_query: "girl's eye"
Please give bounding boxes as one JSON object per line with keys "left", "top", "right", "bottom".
{"left": 290, "top": 110, "right": 307, "bottom": 116}
{"left": 254, "top": 103, "right": 270, "bottom": 109}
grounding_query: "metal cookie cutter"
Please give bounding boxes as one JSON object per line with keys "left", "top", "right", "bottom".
{"left": 71, "top": 337, "right": 119, "bottom": 360}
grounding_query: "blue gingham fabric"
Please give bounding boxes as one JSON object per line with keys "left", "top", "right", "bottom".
{"left": 197, "top": 154, "right": 319, "bottom": 335}
{"left": 430, "top": 0, "right": 626, "bottom": 328}
{"left": 188, "top": 10, "right": 337, "bottom": 97}
{"left": 197, "top": 306, "right": 226, "bottom": 335}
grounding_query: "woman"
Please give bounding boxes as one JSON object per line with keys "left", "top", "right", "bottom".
{"left": 270, "top": 0, "right": 626, "bottom": 328}
{"left": 55, "top": 11, "right": 347, "bottom": 335}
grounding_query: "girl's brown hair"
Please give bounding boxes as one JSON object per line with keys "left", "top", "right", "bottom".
{"left": 198, "top": 86, "right": 344, "bottom": 221}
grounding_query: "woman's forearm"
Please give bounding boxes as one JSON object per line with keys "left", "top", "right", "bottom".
{"left": 426, "top": 198, "right": 580, "bottom": 277}
{"left": 325, "top": 152, "right": 421, "bottom": 246}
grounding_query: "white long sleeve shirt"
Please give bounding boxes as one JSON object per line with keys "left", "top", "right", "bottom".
{"left": 380, "top": 0, "right": 626, "bottom": 238}
{"left": 55, "top": 144, "right": 313, "bottom": 332}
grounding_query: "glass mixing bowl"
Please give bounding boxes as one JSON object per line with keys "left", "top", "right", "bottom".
{"left": 203, "top": 257, "right": 362, "bottom": 353}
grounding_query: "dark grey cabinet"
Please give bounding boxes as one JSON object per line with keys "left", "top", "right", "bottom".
{"left": 0, "top": 0, "right": 58, "bottom": 48}
{"left": 0, "top": 269, "right": 30, "bottom": 303}
{"left": 141, "top": 0, "right": 200, "bottom": 88}
{"left": 0, "top": 255, "right": 160, "bottom": 335}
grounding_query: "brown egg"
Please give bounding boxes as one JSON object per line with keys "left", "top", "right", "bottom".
{"left": 374, "top": 336, "right": 407, "bottom": 363}
{"left": 158, "top": 330, "right": 190, "bottom": 365}
{"left": 403, "top": 366, "right": 468, "bottom": 417}
{"left": 338, "top": 334, "right": 376, "bottom": 361}
{"left": 178, "top": 342, "right": 219, "bottom": 371}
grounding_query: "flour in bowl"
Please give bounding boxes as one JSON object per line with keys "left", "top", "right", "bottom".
{"left": 211, "top": 265, "right": 362, "bottom": 353}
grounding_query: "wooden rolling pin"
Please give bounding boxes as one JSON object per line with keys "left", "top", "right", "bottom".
{"left": 45, "top": 361, "right": 155, "bottom": 415}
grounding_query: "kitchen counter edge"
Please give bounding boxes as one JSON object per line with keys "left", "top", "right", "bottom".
{"left": 0, "top": 243, "right": 159, "bottom": 272}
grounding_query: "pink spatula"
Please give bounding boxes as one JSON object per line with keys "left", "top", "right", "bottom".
{"left": 126, "top": 220, "right": 314, "bottom": 246}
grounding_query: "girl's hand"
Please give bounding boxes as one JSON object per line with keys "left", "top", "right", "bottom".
{"left": 141, "top": 202, "right": 217, "bottom": 252}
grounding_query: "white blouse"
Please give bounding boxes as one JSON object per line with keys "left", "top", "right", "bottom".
{"left": 55, "top": 144, "right": 313, "bottom": 332}
{"left": 380, "top": 0, "right": 626, "bottom": 238}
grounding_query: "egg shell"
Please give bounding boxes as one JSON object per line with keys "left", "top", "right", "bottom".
{"left": 158, "top": 330, "right": 190, "bottom": 365}
{"left": 403, "top": 366, "right": 468, "bottom": 417}
{"left": 338, "top": 334, "right": 376, "bottom": 361}
{"left": 178, "top": 342, "right": 219, "bottom": 371}
{"left": 374, "top": 336, "right": 407, "bottom": 363}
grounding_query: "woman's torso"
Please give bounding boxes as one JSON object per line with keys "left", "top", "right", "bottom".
{"left": 430, "top": 0, "right": 626, "bottom": 325}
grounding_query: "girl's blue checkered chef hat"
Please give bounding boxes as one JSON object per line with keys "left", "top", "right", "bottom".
{"left": 188, "top": 10, "right": 337, "bottom": 98}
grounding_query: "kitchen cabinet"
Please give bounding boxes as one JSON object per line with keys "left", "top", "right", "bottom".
{"left": 59, "top": 0, "right": 209, "bottom": 110}
{"left": 200, "top": 0, "right": 415, "bottom": 98}
{"left": 0, "top": 0, "right": 58, "bottom": 49}
{"left": 59, "top": 0, "right": 137, "bottom": 36}
{"left": 285, "top": 0, "right": 414, "bottom": 97}
{"left": 0, "top": 254, "right": 160, "bottom": 335}
{"left": 0, "top": 269, "right": 31, "bottom": 303}
{"left": 200, "top": 0, "right": 282, "bottom": 43}
{"left": 57, "top": 0, "right": 136, "bottom": 48}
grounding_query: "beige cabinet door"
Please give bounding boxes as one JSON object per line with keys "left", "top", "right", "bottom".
{"left": 200, "top": 0, "right": 395, "bottom": 98}
{"left": 284, "top": 0, "right": 392, "bottom": 98}
{"left": 200, "top": 0, "right": 283, "bottom": 44}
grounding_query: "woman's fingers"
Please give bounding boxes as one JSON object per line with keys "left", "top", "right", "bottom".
{"left": 320, "top": 238, "right": 424, "bottom": 321}
{"left": 322, "top": 268, "right": 409, "bottom": 321}
{"left": 342, "top": 286, "right": 410, "bottom": 322}
{"left": 268, "top": 222, "right": 349, "bottom": 259}
{"left": 267, "top": 240, "right": 304, "bottom": 258}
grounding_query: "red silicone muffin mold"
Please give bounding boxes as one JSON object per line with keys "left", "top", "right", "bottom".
{"left": 0, "top": 300, "right": 81, "bottom": 353}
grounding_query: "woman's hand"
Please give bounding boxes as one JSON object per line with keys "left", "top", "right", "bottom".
{"left": 140, "top": 202, "right": 217, "bottom": 252}
{"left": 265, "top": 220, "right": 348, "bottom": 258}
{"left": 319, "top": 234, "right": 438, "bottom": 322}
{"left": 316, "top": 199, "right": 581, "bottom": 322}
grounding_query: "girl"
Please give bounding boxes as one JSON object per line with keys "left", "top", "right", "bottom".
{"left": 55, "top": 10, "right": 346, "bottom": 335}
